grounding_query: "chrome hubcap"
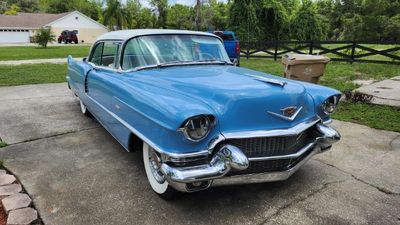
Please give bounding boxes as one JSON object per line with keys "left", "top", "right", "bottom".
{"left": 148, "top": 148, "right": 165, "bottom": 184}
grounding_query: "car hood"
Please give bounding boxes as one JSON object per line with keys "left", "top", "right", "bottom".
{"left": 126, "top": 65, "right": 317, "bottom": 133}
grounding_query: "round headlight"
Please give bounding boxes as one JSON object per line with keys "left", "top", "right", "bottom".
{"left": 181, "top": 115, "right": 212, "bottom": 142}
{"left": 322, "top": 95, "right": 339, "bottom": 115}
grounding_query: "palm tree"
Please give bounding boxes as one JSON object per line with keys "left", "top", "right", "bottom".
{"left": 103, "top": 0, "right": 129, "bottom": 30}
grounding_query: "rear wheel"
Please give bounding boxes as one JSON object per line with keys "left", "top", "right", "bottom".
{"left": 143, "top": 143, "right": 178, "bottom": 200}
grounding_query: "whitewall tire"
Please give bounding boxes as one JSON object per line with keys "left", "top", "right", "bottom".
{"left": 143, "top": 143, "right": 177, "bottom": 199}
{"left": 79, "top": 100, "right": 91, "bottom": 117}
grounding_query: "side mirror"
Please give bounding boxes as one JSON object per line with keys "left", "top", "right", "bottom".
{"left": 82, "top": 57, "right": 87, "bottom": 62}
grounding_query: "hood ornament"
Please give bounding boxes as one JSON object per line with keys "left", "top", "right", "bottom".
{"left": 268, "top": 106, "right": 302, "bottom": 121}
{"left": 246, "top": 74, "right": 287, "bottom": 87}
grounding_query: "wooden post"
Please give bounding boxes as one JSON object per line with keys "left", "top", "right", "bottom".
{"left": 246, "top": 41, "right": 250, "bottom": 60}
{"left": 274, "top": 41, "right": 278, "bottom": 61}
{"left": 350, "top": 41, "right": 356, "bottom": 63}
{"left": 309, "top": 41, "right": 313, "bottom": 55}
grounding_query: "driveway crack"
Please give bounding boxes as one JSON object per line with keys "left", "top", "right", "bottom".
{"left": 5, "top": 126, "right": 101, "bottom": 146}
{"left": 257, "top": 180, "right": 345, "bottom": 225}
{"left": 316, "top": 160, "right": 400, "bottom": 196}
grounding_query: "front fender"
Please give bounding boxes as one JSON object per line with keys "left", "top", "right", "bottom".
{"left": 111, "top": 77, "right": 220, "bottom": 155}
{"left": 298, "top": 81, "right": 342, "bottom": 120}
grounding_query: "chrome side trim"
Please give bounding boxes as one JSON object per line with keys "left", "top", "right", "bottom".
{"left": 85, "top": 95, "right": 210, "bottom": 159}
{"left": 222, "top": 117, "right": 320, "bottom": 139}
{"left": 248, "top": 141, "right": 315, "bottom": 161}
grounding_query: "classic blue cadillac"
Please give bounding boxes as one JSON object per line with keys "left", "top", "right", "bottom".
{"left": 67, "top": 29, "right": 341, "bottom": 199}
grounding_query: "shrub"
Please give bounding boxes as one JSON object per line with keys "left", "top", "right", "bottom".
{"left": 34, "top": 27, "right": 56, "bottom": 48}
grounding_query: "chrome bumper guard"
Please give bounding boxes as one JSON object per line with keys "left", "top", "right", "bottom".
{"left": 160, "top": 123, "right": 340, "bottom": 192}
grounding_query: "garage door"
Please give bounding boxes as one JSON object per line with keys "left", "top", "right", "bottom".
{"left": 0, "top": 29, "right": 30, "bottom": 43}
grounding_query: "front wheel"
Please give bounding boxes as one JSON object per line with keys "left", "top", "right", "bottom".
{"left": 143, "top": 143, "right": 178, "bottom": 200}
{"left": 79, "top": 100, "right": 91, "bottom": 117}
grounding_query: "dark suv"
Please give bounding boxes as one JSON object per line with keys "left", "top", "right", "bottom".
{"left": 58, "top": 30, "right": 78, "bottom": 44}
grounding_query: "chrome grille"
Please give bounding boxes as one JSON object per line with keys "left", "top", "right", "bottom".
{"left": 226, "top": 128, "right": 313, "bottom": 158}
{"left": 225, "top": 126, "right": 317, "bottom": 175}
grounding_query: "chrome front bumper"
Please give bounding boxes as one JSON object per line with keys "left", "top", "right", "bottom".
{"left": 160, "top": 123, "right": 340, "bottom": 192}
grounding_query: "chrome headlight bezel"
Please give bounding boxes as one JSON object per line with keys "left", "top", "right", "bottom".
{"left": 321, "top": 95, "right": 339, "bottom": 115}
{"left": 180, "top": 115, "right": 215, "bottom": 142}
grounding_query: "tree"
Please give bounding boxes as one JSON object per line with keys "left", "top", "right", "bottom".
{"left": 229, "top": 0, "right": 259, "bottom": 42}
{"left": 102, "top": 0, "right": 129, "bottom": 30}
{"left": 230, "top": 0, "right": 290, "bottom": 41}
{"left": 137, "top": 8, "right": 157, "bottom": 28}
{"left": 39, "top": 0, "right": 74, "bottom": 13}
{"left": 290, "top": 0, "right": 325, "bottom": 41}
{"left": 3, "top": 3, "right": 19, "bottom": 15}
{"left": 257, "top": 0, "right": 290, "bottom": 41}
{"left": 209, "top": 1, "right": 231, "bottom": 30}
{"left": 38, "top": 0, "right": 101, "bottom": 21}
{"left": 166, "top": 4, "right": 192, "bottom": 29}
{"left": 125, "top": 0, "right": 142, "bottom": 28}
{"left": 150, "top": 0, "right": 168, "bottom": 28}
{"left": 3, "top": 0, "right": 39, "bottom": 13}
{"left": 34, "top": 27, "right": 56, "bottom": 48}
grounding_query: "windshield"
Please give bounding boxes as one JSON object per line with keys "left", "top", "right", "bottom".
{"left": 121, "top": 35, "right": 231, "bottom": 70}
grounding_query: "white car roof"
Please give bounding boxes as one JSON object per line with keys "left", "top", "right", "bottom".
{"left": 95, "top": 29, "right": 218, "bottom": 42}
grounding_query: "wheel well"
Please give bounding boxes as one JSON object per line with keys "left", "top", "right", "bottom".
{"left": 128, "top": 133, "right": 143, "bottom": 152}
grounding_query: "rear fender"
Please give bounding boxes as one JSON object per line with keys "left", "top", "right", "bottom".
{"left": 67, "top": 55, "right": 93, "bottom": 96}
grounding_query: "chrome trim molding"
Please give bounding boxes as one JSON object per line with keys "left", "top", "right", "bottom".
{"left": 248, "top": 74, "right": 287, "bottom": 87}
{"left": 160, "top": 123, "right": 341, "bottom": 192}
{"left": 222, "top": 117, "right": 320, "bottom": 139}
{"left": 161, "top": 145, "right": 249, "bottom": 183}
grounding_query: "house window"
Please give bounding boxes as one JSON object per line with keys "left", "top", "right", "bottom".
{"left": 75, "top": 16, "right": 78, "bottom": 20}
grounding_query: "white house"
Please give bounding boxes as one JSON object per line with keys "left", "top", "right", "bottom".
{"left": 0, "top": 11, "right": 108, "bottom": 44}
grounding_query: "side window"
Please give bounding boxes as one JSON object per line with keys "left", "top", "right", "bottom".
{"left": 101, "top": 42, "right": 119, "bottom": 68}
{"left": 89, "top": 42, "right": 120, "bottom": 68}
{"left": 89, "top": 42, "right": 103, "bottom": 66}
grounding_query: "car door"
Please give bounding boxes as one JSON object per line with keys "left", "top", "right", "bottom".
{"left": 85, "top": 41, "right": 132, "bottom": 150}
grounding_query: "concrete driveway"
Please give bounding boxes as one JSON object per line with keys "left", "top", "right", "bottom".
{"left": 0, "top": 83, "right": 399, "bottom": 225}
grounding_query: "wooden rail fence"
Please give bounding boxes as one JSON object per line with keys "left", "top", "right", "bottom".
{"left": 241, "top": 41, "right": 400, "bottom": 65}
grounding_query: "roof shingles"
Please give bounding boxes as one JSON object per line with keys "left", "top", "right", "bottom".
{"left": 0, "top": 12, "right": 69, "bottom": 29}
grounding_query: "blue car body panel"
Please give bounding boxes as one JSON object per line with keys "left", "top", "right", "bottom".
{"left": 67, "top": 55, "right": 340, "bottom": 155}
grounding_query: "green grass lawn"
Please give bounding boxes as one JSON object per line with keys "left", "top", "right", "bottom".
{"left": 332, "top": 102, "right": 400, "bottom": 132}
{"left": 0, "top": 45, "right": 90, "bottom": 61}
{"left": 0, "top": 63, "right": 67, "bottom": 86}
{"left": 241, "top": 58, "right": 400, "bottom": 132}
